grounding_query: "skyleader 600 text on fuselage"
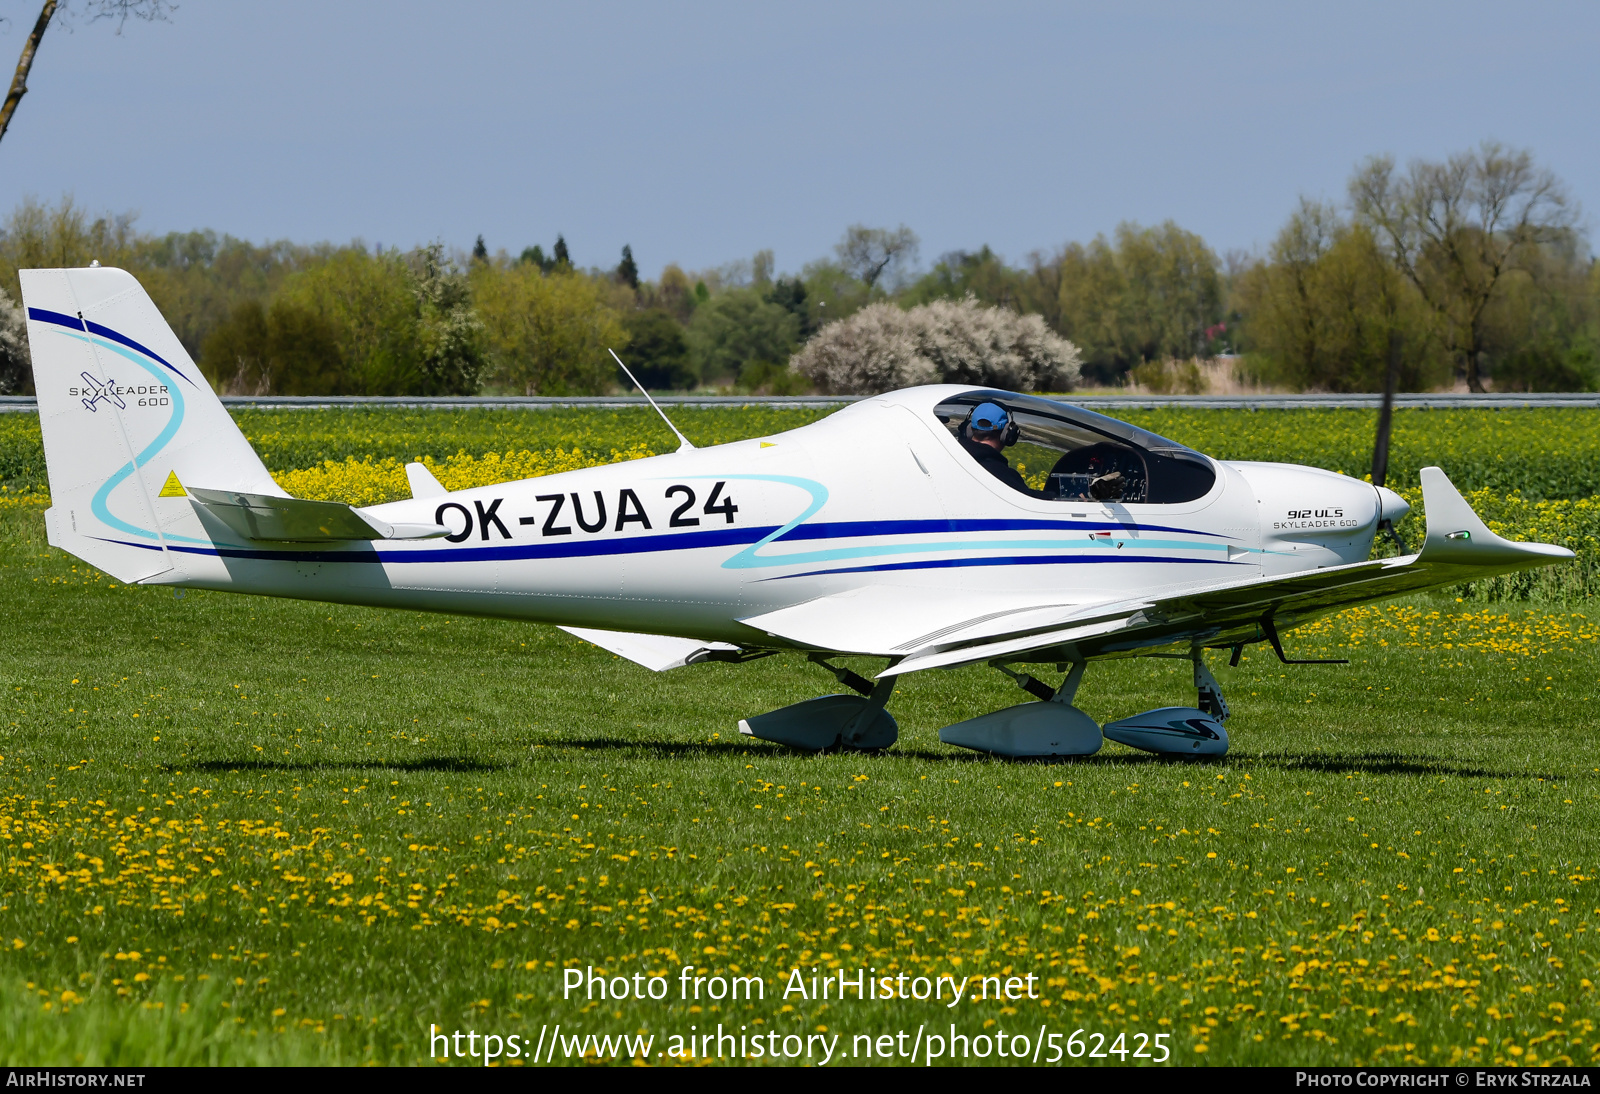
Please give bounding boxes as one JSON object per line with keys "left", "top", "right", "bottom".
{"left": 21, "top": 267, "right": 1573, "bottom": 758}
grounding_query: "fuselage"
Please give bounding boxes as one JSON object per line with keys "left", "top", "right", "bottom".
{"left": 146, "top": 386, "right": 1398, "bottom": 650}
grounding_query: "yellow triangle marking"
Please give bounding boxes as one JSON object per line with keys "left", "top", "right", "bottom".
{"left": 158, "top": 471, "right": 186, "bottom": 498}
{"left": 760, "top": 441, "right": 776, "bottom": 448}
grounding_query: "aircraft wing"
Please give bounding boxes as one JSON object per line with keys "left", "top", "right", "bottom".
{"left": 187, "top": 488, "right": 449, "bottom": 542}
{"left": 877, "top": 467, "right": 1571, "bottom": 677}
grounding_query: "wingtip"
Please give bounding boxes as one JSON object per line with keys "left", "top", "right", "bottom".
{"left": 1419, "top": 466, "right": 1571, "bottom": 568}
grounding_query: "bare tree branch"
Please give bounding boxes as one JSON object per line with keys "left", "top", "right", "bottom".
{"left": 0, "top": 0, "right": 57, "bottom": 148}
{"left": 1351, "top": 142, "right": 1575, "bottom": 391}
{"left": 81, "top": 0, "right": 176, "bottom": 35}
{"left": 835, "top": 225, "right": 920, "bottom": 291}
{"left": 0, "top": 0, "right": 172, "bottom": 153}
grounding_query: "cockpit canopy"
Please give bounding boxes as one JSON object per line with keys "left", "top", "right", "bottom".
{"left": 933, "top": 389, "right": 1217, "bottom": 504}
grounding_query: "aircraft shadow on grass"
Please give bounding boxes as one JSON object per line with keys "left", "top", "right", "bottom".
{"left": 525, "top": 738, "right": 1560, "bottom": 781}
{"left": 184, "top": 757, "right": 505, "bottom": 774}
{"left": 1239, "top": 750, "right": 1560, "bottom": 782}
{"left": 173, "top": 742, "right": 1554, "bottom": 784}
{"left": 538, "top": 736, "right": 1067, "bottom": 761}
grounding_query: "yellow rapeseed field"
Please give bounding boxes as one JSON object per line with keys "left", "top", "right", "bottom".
{"left": 274, "top": 444, "right": 656, "bottom": 507}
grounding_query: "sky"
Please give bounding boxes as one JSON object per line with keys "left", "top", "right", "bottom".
{"left": 3, "top": 0, "right": 1597, "bottom": 279}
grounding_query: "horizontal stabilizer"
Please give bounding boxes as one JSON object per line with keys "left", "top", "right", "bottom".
{"left": 560, "top": 626, "right": 743, "bottom": 672}
{"left": 187, "top": 488, "right": 448, "bottom": 543}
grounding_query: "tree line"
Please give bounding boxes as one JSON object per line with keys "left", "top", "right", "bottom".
{"left": 0, "top": 141, "right": 1592, "bottom": 397}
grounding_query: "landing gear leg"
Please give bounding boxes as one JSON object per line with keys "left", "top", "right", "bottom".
{"left": 806, "top": 653, "right": 874, "bottom": 697}
{"left": 1052, "top": 660, "right": 1086, "bottom": 705}
{"left": 841, "top": 675, "right": 896, "bottom": 749}
{"left": 1193, "top": 649, "right": 1230, "bottom": 722}
{"left": 991, "top": 660, "right": 1084, "bottom": 703}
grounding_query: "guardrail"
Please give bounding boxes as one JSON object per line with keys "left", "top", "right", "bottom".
{"left": 4, "top": 392, "right": 1600, "bottom": 413}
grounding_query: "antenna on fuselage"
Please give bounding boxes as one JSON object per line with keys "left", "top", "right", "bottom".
{"left": 608, "top": 347, "right": 694, "bottom": 452}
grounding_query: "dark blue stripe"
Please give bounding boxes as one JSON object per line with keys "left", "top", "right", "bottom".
{"left": 381, "top": 524, "right": 774, "bottom": 563}
{"left": 28, "top": 306, "right": 84, "bottom": 330}
{"left": 107, "top": 514, "right": 1236, "bottom": 566}
{"left": 28, "top": 306, "right": 196, "bottom": 387}
{"left": 142, "top": 524, "right": 779, "bottom": 564}
{"left": 198, "top": 543, "right": 384, "bottom": 563}
{"left": 373, "top": 518, "right": 1222, "bottom": 562}
{"left": 101, "top": 538, "right": 394, "bottom": 565}
{"left": 90, "top": 535, "right": 163, "bottom": 552}
{"left": 83, "top": 318, "right": 196, "bottom": 387}
{"left": 764, "top": 554, "right": 1245, "bottom": 580}
{"left": 132, "top": 538, "right": 1240, "bottom": 579}
{"left": 772, "top": 517, "right": 1229, "bottom": 541}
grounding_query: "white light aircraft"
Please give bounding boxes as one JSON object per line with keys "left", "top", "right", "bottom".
{"left": 21, "top": 267, "right": 1574, "bottom": 758}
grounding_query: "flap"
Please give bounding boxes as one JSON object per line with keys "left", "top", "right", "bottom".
{"left": 188, "top": 488, "right": 448, "bottom": 543}
{"left": 560, "top": 626, "right": 742, "bottom": 672}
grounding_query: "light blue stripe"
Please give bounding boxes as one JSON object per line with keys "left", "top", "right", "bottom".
{"left": 669, "top": 472, "right": 1280, "bottom": 569}
{"left": 65, "top": 331, "right": 211, "bottom": 546}
{"left": 717, "top": 536, "right": 1237, "bottom": 568}
{"left": 671, "top": 474, "right": 832, "bottom": 570}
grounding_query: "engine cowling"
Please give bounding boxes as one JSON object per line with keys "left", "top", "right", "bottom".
{"left": 1225, "top": 461, "right": 1399, "bottom": 576}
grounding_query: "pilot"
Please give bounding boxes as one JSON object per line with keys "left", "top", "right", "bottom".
{"left": 959, "top": 402, "right": 1032, "bottom": 494}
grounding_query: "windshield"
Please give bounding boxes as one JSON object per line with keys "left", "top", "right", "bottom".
{"left": 932, "top": 389, "right": 1217, "bottom": 504}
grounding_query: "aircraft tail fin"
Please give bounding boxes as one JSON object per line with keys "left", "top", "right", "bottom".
{"left": 20, "top": 266, "right": 284, "bottom": 583}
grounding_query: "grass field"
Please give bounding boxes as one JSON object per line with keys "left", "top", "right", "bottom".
{"left": 2, "top": 406, "right": 1598, "bottom": 1066}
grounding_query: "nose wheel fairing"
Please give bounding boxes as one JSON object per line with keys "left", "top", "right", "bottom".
{"left": 1103, "top": 707, "right": 1229, "bottom": 755}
